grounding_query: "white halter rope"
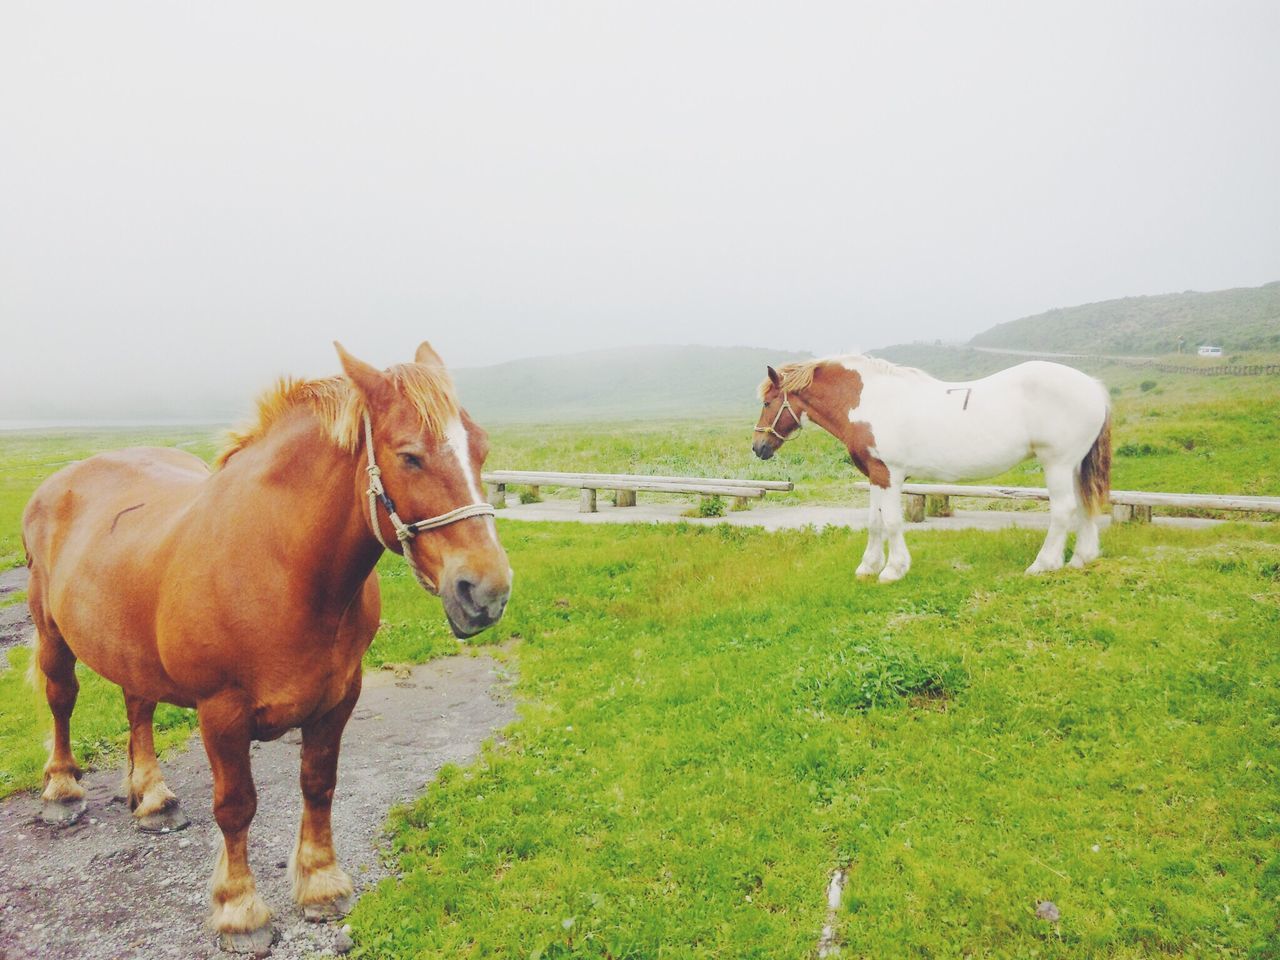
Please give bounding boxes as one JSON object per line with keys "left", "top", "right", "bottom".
{"left": 362, "top": 411, "right": 496, "bottom": 588}
{"left": 754, "top": 392, "right": 804, "bottom": 442}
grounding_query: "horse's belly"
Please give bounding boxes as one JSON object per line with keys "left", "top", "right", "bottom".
{"left": 874, "top": 427, "right": 1030, "bottom": 482}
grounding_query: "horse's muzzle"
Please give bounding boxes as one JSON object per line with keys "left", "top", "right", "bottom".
{"left": 442, "top": 568, "right": 512, "bottom": 639}
{"left": 752, "top": 439, "right": 776, "bottom": 460}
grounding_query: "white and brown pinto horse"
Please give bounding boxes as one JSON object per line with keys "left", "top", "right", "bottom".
{"left": 753, "top": 355, "right": 1111, "bottom": 581}
{"left": 22, "top": 342, "right": 511, "bottom": 952}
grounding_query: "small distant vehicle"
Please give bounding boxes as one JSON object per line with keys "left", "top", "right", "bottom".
{"left": 1198, "top": 345, "right": 1223, "bottom": 357}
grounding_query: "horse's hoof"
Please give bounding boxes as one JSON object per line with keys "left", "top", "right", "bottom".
{"left": 877, "top": 567, "right": 907, "bottom": 583}
{"left": 302, "top": 895, "right": 352, "bottom": 922}
{"left": 855, "top": 565, "right": 882, "bottom": 579}
{"left": 218, "top": 924, "right": 275, "bottom": 955}
{"left": 1025, "top": 561, "right": 1061, "bottom": 575}
{"left": 136, "top": 802, "right": 191, "bottom": 834}
{"left": 40, "top": 797, "right": 87, "bottom": 826}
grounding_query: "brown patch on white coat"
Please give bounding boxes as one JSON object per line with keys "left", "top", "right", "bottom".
{"left": 752, "top": 361, "right": 891, "bottom": 488}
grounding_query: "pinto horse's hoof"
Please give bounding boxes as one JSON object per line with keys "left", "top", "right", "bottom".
{"left": 218, "top": 924, "right": 275, "bottom": 955}
{"left": 40, "top": 797, "right": 87, "bottom": 826}
{"left": 136, "top": 801, "right": 191, "bottom": 834}
{"left": 302, "top": 895, "right": 353, "bottom": 922}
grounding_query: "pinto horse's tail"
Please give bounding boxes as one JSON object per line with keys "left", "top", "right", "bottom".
{"left": 1078, "top": 412, "right": 1111, "bottom": 516}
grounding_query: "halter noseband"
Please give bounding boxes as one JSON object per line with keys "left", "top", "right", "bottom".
{"left": 362, "top": 410, "right": 496, "bottom": 591}
{"left": 754, "top": 391, "right": 804, "bottom": 442}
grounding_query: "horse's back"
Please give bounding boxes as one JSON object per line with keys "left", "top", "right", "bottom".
{"left": 24, "top": 446, "right": 210, "bottom": 565}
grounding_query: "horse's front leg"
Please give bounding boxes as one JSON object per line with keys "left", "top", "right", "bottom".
{"left": 198, "top": 692, "right": 272, "bottom": 953}
{"left": 124, "top": 692, "right": 189, "bottom": 833}
{"left": 856, "top": 483, "right": 887, "bottom": 577}
{"left": 878, "top": 481, "right": 912, "bottom": 583}
{"left": 290, "top": 674, "right": 360, "bottom": 921}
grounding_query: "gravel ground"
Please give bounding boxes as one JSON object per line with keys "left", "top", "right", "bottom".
{"left": 0, "top": 631, "right": 515, "bottom": 960}
{"left": 0, "top": 568, "right": 30, "bottom": 672}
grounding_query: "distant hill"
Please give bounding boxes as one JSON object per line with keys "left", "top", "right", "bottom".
{"left": 452, "top": 344, "right": 811, "bottom": 423}
{"left": 968, "top": 281, "right": 1280, "bottom": 355}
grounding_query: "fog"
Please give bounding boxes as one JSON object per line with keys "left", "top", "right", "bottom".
{"left": 2, "top": 1, "right": 1277, "bottom": 418}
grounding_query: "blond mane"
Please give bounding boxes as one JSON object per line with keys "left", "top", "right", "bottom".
{"left": 757, "top": 353, "right": 927, "bottom": 398}
{"left": 215, "top": 362, "right": 460, "bottom": 468}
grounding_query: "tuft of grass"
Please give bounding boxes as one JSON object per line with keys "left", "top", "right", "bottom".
{"left": 695, "top": 494, "right": 726, "bottom": 518}
{"left": 797, "top": 639, "right": 966, "bottom": 713}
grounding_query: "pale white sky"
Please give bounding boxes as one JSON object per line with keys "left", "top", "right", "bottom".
{"left": 2, "top": 1, "right": 1278, "bottom": 416}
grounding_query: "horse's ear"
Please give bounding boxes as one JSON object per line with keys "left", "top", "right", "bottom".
{"left": 767, "top": 366, "right": 781, "bottom": 388}
{"left": 334, "top": 341, "right": 386, "bottom": 398}
{"left": 414, "top": 341, "right": 445, "bottom": 367}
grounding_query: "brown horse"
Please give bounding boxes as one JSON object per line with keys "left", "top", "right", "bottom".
{"left": 22, "top": 342, "right": 511, "bottom": 952}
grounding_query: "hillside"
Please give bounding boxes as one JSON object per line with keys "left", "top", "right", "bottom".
{"left": 452, "top": 344, "right": 810, "bottom": 423}
{"left": 968, "top": 280, "right": 1280, "bottom": 355}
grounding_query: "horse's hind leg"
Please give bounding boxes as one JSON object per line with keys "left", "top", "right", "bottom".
{"left": 1027, "top": 461, "right": 1078, "bottom": 574}
{"left": 29, "top": 581, "right": 87, "bottom": 825}
{"left": 199, "top": 692, "right": 272, "bottom": 953}
{"left": 123, "top": 693, "right": 190, "bottom": 833}
{"left": 1068, "top": 504, "right": 1102, "bottom": 568}
{"left": 290, "top": 675, "right": 360, "bottom": 920}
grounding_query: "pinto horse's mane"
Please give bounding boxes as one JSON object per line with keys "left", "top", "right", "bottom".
{"left": 215, "top": 363, "right": 460, "bottom": 469}
{"left": 757, "top": 353, "right": 927, "bottom": 398}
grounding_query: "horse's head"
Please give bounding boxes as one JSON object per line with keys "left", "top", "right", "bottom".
{"left": 752, "top": 364, "right": 808, "bottom": 460}
{"left": 336, "top": 341, "right": 511, "bottom": 639}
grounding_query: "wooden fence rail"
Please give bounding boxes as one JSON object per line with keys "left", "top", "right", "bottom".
{"left": 853, "top": 481, "right": 1280, "bottom": 523}
{"left": 482, "top": 470, "right": 794, "bottom": 513}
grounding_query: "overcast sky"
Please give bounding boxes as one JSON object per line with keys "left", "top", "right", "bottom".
{"left": 2, "top": 1, "right": 1278, "bottom": 416}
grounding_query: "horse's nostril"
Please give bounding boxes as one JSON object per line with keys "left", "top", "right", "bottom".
{"left": 456, "top": 577, "right": 477, "bottom": 612}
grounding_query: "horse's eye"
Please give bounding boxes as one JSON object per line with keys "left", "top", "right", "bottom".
{"left": 399, "top": 453, "right": 423, "bottom": 470}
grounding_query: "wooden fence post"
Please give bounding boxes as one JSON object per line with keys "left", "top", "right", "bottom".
{"left": 904, "top": 493, "right": 926, "bottom": 523}
{"left": 579, "top": 488, "right": 598, "bottom": 513}
{"left": 732, "top": 496, "right": 750, "bottom": 511}
{"left": 925, "top": 494, "right": 952, "bottom": 518}
{"left": 615, "top": 489, "right": 637, "bottom": 507}
{"left": 487, "top": 482, "right": 506, "bottom": 509}
{"left": 1112, "top": 503, "right": 1134, "bottom": 523}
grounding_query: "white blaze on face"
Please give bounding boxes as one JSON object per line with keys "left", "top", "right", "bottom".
{"left": 444, "top": 417, "right": 498, "bottom": 542}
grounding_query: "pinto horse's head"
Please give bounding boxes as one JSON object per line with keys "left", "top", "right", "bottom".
{"left": 752, "top": 364, "right": 808, "bottom": 460}
{"left": 336, "top": 341, "right": 511, "bottom": 638}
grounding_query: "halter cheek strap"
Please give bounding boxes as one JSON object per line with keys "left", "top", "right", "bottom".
{"left": 362, "top": 411, "right": 496, "bottom": 592}
{"left": 754, "top": 392, "right": 804, "bottom": 442}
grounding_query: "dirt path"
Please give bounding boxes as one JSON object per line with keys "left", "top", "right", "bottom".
{"left": 0, "top": 629, "right": 515, "bottom": 959}
{"left": 0, "top": 569, "right": 29, "bottom": 671}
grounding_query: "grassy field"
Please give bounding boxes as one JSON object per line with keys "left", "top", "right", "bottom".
{"left": 4, "top": 515, "right": 1275, "bottom": 957}
{"left": 0, "top": 366, "right": 1277, "bottom": 957}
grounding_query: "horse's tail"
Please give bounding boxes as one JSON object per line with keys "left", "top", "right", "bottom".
{"left": 1078, "top": 410, "right": 1111, "bottom": 516}
{"left": 20, "top": 531, "right": 45, "bottom": 695}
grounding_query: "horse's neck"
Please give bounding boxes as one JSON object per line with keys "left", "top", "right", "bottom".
{"left": 233, "top": 410, "right": 381, "bottom": 606}
{"left": 803, "top": 364, "right": 882, "bottom": 445}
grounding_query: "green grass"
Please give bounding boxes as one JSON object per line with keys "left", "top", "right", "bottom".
{"left": 343, "top": 520, "right": 1280, "bottom": 958}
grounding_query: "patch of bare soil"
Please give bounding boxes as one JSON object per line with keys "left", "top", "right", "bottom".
{"left": 0, "top": 569, "right": 30, "bottom": 671}
{"left": 0, "top": 643, "right": 515, "bottom": 959}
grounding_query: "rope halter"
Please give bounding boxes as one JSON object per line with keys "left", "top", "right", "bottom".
{"left": 754, "top": 391, "right": 804, "bottom": 442}
{"left": 362, "top": 410, "right": 496, "bottom": 590}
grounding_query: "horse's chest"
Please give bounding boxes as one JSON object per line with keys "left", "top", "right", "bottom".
{"left": 252, "top": 671, "right": 355, "bottom": 739}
